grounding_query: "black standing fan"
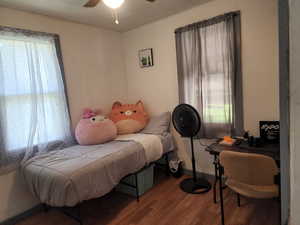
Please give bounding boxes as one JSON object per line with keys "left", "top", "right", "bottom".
{"left": 172, "top": 104, "right": 211, "bottom": 194}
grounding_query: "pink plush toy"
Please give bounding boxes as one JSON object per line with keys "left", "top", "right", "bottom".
{"left": 75, "top": 108, "right": 117, "bottom": 145}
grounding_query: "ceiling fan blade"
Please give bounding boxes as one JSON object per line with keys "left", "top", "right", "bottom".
{"left": 84, "top": 0, "right": 101, "bottom": 7}
{"left": 146, "top": 0, "right": 156, "bottom": 2}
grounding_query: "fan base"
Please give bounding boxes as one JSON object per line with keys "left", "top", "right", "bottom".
{"left": 180, "top": 178, "right": 211, "bottom": 194}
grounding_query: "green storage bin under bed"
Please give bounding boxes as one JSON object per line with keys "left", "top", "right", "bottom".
{"left": 116, "top": 164, "right": 154, "bottom": 197}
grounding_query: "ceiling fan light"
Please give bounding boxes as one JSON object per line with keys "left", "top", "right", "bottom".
{"left": 103, "top": 0, "right": 125, "bottom": 9}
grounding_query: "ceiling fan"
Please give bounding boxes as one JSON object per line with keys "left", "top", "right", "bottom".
{"left": 84, "top": 0, "right": 156, "bottom": 8}
{"left": 84, "top": 0, "right": 156, "bottom": 24}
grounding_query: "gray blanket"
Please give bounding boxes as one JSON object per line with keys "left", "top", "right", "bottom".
{"left": 22, "top": 133, "right": 175, "bottom": 207}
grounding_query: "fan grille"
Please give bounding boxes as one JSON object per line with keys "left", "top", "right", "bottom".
{"left": 172, "top": 104, "right": 201, "bottom": 138}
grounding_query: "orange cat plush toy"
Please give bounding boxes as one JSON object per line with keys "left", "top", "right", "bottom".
{"left": 109, "top": 101, "right": 149, "bottom": 134}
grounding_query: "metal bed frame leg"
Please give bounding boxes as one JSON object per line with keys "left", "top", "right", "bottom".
{"left": 135, "top": 173, "right": 140, "bottom": 202}
{"left": 77, "top": 205, "right": 83, "bottom": 225}
{"left": 43, "top": 204, "right": 49, "bottom": 213}
{"left": 64, "top": 205, "right": 83, "bottom": 225}
{"left": 218, "top": 164, "right": 225, "bottom": 225}
{"left": 45, "top": 204, "right": 83, "bottom": 225}
{"left": 237, "top": 193, "right": 241, "bottom": 207}
{"left": 165, "top": 153, "right": 170, "bottom": 176}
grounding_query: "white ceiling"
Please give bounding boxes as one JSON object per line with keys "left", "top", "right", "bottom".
{"left": 0, "top": 0, "right": 212, "bottom": 32}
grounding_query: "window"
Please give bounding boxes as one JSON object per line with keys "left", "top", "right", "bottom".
{"left": 0, "top": 27, "right": 73, "bottom": 171}
{"left": 175, "top": 12, "right": 243, "bottom": 138}
{"left": 201, "top": 28, "right": 233, "bottom": 125}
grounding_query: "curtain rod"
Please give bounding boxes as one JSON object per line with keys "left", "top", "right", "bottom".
{"left": 175, "top": 11, "right": 240, "bottom": 34}
{"left": 0, "top": 25, "right": 59, "bottom": 39}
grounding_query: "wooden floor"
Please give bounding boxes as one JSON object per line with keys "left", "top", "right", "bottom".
{"left": 17, "top": 173, "right": 280, "bottom": 225}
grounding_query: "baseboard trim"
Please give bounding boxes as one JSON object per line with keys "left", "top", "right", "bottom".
{"left": 1, "top": 204, "right": 43, "bottom": 225}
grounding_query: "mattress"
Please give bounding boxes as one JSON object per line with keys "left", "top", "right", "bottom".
{"left": 21, "top": 133, "right": 175, "bottom": 207}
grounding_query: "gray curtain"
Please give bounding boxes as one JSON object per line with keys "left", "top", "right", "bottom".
{"left": 0, "top": 26, "right": 74, "bottom": 174}
{"left": 175, "top": 12, "right": 243, "bottom": 138}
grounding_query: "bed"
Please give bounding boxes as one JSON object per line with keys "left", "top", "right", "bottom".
{"left": 21, "top": 132, "right": 175, "bottom": 207}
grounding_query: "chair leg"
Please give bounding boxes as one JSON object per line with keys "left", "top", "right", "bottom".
{"left": 213, "top": 155, "right": 218, "bottom": 204}
{"left": 218, "top": 165, "right": 225, "bottom": 225}
{"left": 237, "top": 193, "right": 241, "bottom": 207}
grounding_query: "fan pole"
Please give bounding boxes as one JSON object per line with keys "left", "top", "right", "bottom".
{"left": 190, "top": 137, "right": 197, "bottom": 182}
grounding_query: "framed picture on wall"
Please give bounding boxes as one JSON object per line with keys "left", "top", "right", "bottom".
{"left": 139, "top": 48, "right": 153, "bottom": 68}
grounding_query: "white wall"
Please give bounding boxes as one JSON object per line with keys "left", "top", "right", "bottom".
{"left": 0, "top": 7, "right": 126, "bottom": 222}
{"left": 289, "top": 0, "right": 300, "bottom": 224}
{"left": 122, "top": 0, "right": 279, "bottom": 175}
